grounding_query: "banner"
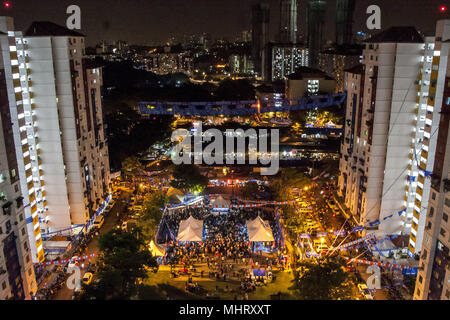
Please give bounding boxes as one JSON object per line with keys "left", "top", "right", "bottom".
{"left": 34, "top": 253, "right": 96, "bottom": 266}
{"left": 343, "top": 256, "right": 416, "bottom": 271}
{"left": 167, "top": 200, "right": 297, "bottom": 209}
{"left": 338, "top": 234, "right": 376, "bottom": 251}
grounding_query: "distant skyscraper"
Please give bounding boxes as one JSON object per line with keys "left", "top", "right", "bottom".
{"left": 252, "top": 0, "right": 270, "bottom": 76}
{"left": 263, "top": 43, "right": 308, "bottom": 82}
{"left": 307, "top": 0, "right": 327, "bottom": 67}
{"left": 279, "top": 0, "right": 298, "bottom": 44}
{"left": 335, "top": 0, "right": 355, "bottom": 46}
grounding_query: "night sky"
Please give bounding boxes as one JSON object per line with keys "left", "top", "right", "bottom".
{"left": 1, "top": 0, "right": 449, "bottom": 46}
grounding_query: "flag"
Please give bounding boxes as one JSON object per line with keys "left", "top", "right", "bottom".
{"left": 352, "top": 225, "right": 365, "bottom": 232}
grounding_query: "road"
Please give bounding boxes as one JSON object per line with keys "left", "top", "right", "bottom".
{"left": 53, "top": 191, "right": 129, "bottom": 300}
{"left": 293, "top": 183, "right": 391, "bottom": 300}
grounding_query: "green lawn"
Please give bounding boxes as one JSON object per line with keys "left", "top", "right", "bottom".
{"left": 140, "top": 268, "right": 297, "bottom": 300}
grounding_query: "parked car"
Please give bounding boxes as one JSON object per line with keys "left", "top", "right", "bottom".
{"left": 82, "top": 272, "right": 94, "bottom": 285}
{"left": 93, "top": 215, "right": 105, "bottom": 229}
{"left": 357, "top": 283, "right": 374, "bottom": 300}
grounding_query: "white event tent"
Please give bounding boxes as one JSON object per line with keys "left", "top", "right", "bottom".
{"left": 176, "top": 216, "right": 204, "bottom": 242}
{"left": 246, "top": 216, "right": 274, "bottom": 242}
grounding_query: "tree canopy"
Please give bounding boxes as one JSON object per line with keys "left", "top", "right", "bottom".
{"left": 241, "top": 181, "right": 260, "bottom": 199}
{"left": 138, "top": 192, "right": 168, "bottom": 240}
{"left": 80, "top": 229, "right": 158, "bottom": 300}
{"left": 170, "top": 164, "right": 208, "bottom": 193}
{"left": 270, "top": 168, "right": 310, "bottom": 201}
{"left": 293, "top": 256, "right": 354, "bottom": 300}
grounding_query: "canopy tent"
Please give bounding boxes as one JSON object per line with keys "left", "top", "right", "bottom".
{"left": 176, "top": 216, "right": 204, "bottom": 242}
{"left": 211, "top": 195, "right": 231, "bottom": 211}
{"left": 167, "top": 187, "right": 184, "bottom": 204}
{"left": 246, "top": 216, "right": 274, "bottom": 242}
{"left": 149, "top": 240, "right": 166, "bottom": 257}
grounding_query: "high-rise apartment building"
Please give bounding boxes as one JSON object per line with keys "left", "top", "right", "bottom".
{"left": 413, "top": 19, "right": 450, "bottom": 300}
{"left": 0, "top": 25, "right": 38, "bottom": 298}
{"left": 263, "top": 43, "right": 309, "bottom": 82}
{"left": 337, "top": 26, "right": 442, "bottom": 241}
{"left": 279, "top": 0, "right": 298, "bottom": 44}
{"left": 335, "top": 0, "right": 355, "bottom": 46}
{"left": 252, "top": 0, "right": 270, "bottom": 76}
{"left": 307, "top": 0, "right": 327, "bottom": 67}
{"left": 0, "top": 18, "right": 110, "bottom": 262}
{"left": 318, "top": 44, "right": 363, "bottom": 92}
{"left": 146, "top": 46, "right": 193, "bottom": 75}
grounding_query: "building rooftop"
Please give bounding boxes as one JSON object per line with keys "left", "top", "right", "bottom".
{"left": 344, "top": 63, "right": 364, "bottom": 74}
{"left": 287, "top": 66, "right": 334, "bottom": 80}
{"left": 256, "top": 81, "right": 285, "bottom": 93}
{"left": 320, "top": 44, "right": 363, "bottom": 56}
{"left": 83, "top": 58, "right": 105, "bottom": 69}
{"left": 366, "top": 26, "right": 424, "bottom": 43}
{"left": 25, "top": 21, "right": 85, "bottom": 37}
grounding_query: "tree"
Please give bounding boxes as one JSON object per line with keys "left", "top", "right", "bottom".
{"left": 241, "top": 181, "right": 259, "bottom": 199}
{"left": 170, "top": 164, "right": 208, "bottom": 193}
{"left": 138, "top": 192, "right": 168, "bottom": 240}
{"left": 293, "top": 255, "right": 354, "bottom": 300}
{"left": 215, "top": 79, "right": 255, "bottom": 100}
{"left": 270, "top": 168, "right": 309, "bottom": 201}
{"left": 122, "top": 156, "right": 144, "bottom": 181}
{"left": 80, "top": 229, "right": 158, "bottom": 300}
{"left": 285, "top": 213, "right": 308, "bottom": 239}
{"left": 289, "top": 110, "right": 308, "bottom": 126}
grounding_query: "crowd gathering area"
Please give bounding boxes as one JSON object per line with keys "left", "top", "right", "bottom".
{"left": 147, "top": 195, "right": 293, "bottom": 300}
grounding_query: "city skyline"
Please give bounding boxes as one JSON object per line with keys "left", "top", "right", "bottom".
{"left": 0, "top": 0, "right": 449, "bottom": 305}
{"left": 1, "top": 0, "right": 448, "bottom": 46}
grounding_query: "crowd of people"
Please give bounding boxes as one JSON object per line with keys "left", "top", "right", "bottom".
{"left": 156, "top": 204, "right": 284, "bottom": 246}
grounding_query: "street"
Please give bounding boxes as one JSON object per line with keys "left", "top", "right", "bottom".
{"left": 52, "top": 191, "right": 128, "bottom": 300}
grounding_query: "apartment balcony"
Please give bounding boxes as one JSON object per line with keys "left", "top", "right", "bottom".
{"left": 430, "top": 173, "right": 441, "bottom": 189}
{"left": 444, "top": 179, "right": 450, "bottom": 193}
{"left": 15, "top": 92, "right": 22, "bottom": 102}
{"left": 10, "top": 51, "right": 18, "bottom": 61}
{"left": 23, "top": 156, "right": 31, "bottom": 166}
